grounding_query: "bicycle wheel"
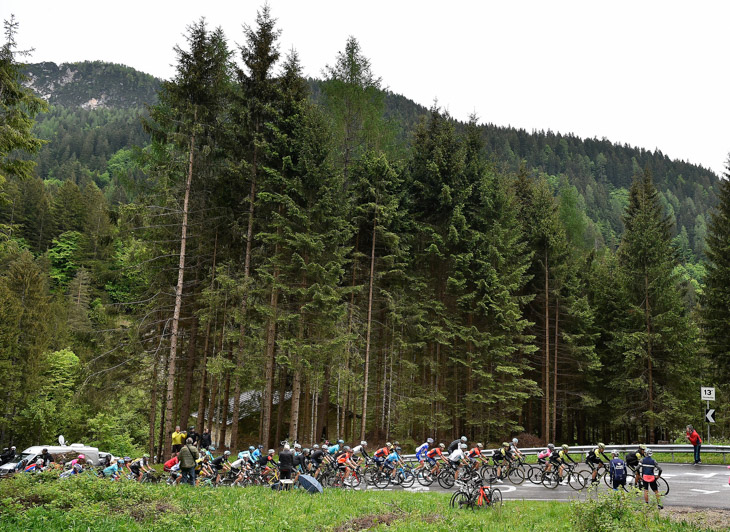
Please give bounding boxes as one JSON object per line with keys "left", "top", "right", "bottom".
{"left": 363, "top": 465, "right": 377, "bottom": 485}
{"left": 490, "top": 487, "right": 503, "bottom": 508}
{"left": 417, "top": 468, "right": 435, "bottom": 486}
{"left": 542, "top": 471, "right": 559, "bottom": 489}
{"left": 656, "top": 477, "right": 669, "bottom": 497}
{"left": 450, "top": 491, "right": 470, "bottom": 510}
{"left": 603, "top": 470, "right": 613, "bottom": 488}
{"left": 508, "top": 466, "right": 525, "bottom": 485}
{"left": 399, "top": 469, "right": 415, "bottom": 488}
{"left": 568, "top": 470, "right": 588, "bottom": 490}
{"left": 438, "top": 470, "right": 455, "bottom": 489}
{"left": 480, "top": 465, "right": 496, "bottom": 482}
{"left": 373, "top": 470, "right": 390, "bottom": 489}
{"left": 347, "top": 469, "right": 362, "bottom": 488}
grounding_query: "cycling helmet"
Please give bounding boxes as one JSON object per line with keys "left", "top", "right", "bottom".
{"left": 118, "top": 458, "right": 125, "bottom": 464}
{"left": 396, "top": 447, "right": 402, "bottom": 452}
{"left": 73, "top": 463, "right": 83, "bottom": 473}
{"left": 208, "top": 446, "right": 216, "bottom": 451}
{"left": 303, "top": 448, "right": 310, "bottom": 455}
{"left": 460, "top": 436, "right": 467, "bottom": 442}
{"left": 42, "top": 448, "right": 48, "bottom": 453}
{"left": 502, "top": 442, "right": 510, "bottom": 448}
{"left": 597, "top": 443, "right": 605, "bottom": 450}
{"left": 238, "top": 452, "right": 245, "bottom": 460}
{"left": 646, "top": 448, "right": 653, "bottom": 456}
{"left": 77, "top": 454, "right": 85, "bottom": 460}
{"left": 477, "top": 443, "right": 484, "bottom": 449}
{"left": 249, "top": 446, "right": 255, "bottom": 452}
{"left": 313, "top": 444, "right": 320, "bottom": 450}
{"left": 512, "top": 438, "right": 518, "bottom": 444}
{"left": 294, "top": 443, "right": 301, "bottom": 449}
{"left": 224, "top": 450, "right": 231, "bottom": 456}
{"left": 360, "top": 441, "right": 367, "bottom": 447}
{"left": 268, "top": 449, "right": 275, "bottom": 455}
{"left": 386, "top": 441, "right": 392, "bottom": 447}
{"left": 561, "top": 444, "right": 569, "bottom": 451}
{"left": 459, "top": 443, "right": 467, "bottom": 450}
{"left": 427, "top": 438, "right": 434, "bottom": 444}
{"left": 124, "top": 456, "right": 131, "bottom": 462}
{"left": 612, "top": 450, "right": 619, "bottom": 457}
{"left": 143, "top": 453, "right": 150, "bottom": 459}
{"left": 439, "top": 443, "right": 445, "bottom": 449}
{"left": 639, "top": 444, "right": 647, "bottom": 451}
{"left": 343, "top": 446, "right": 351, "bottom": 452}
{"left": 548, "top": 444, "right": 555, "bottom": 450}
{"left": 258, "top": 444, "right": 264, "bottom": 449}
{"left": 338, "top": 439, "right": 344, "bottom": 445}
{"left": 394, "top": 441, "right": 400, "bottom": 446}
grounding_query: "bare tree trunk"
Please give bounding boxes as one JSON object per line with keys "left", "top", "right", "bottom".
{"left": 260, "top": 269, "right": 280, "bottom": 448}
{"left": 317, "top": 364, "right": 331, "bottom": 441}
{"left": 179, "top": 316, "right": 198, "bottom": 429}
{"left": 218, "top": 363, "right": 231, "bottom": 450}
{"left": 196, "top": 232, "right": 217, "bottom": 435}
{"left": 230, "top": 168, "right": 257, "bottom": 450}
{"left": 360, "top": 209, "right": 377, "bottom": 441}
{"left": 552, "top": 299, "right": 558, "bottom": 442}
{"left": 289, "top": 366, "right": 302, "bottom": 442}
{"left": 163, "top": 131, "right": 195, "bottom": 458}
{"left": 645, "top": 272, "right": 655, "bottom": 444}
{"left": 275, "top": 365, "right": 288, "bottom": 445}
{"left": 148, "top": 351, "right": 158, "bottom": 457}
{"left": 207, "top": 376, "right": 219, "bottom": 437}
{"left": 542, "top": 251, "right": 550, "bottom": 440}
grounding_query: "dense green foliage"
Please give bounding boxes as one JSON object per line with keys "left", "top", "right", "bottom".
{"left": 0, "top": 474, "right": 704, "bottom": 532}
{"left": 0, "top": 8, "right": 728, "bottom": 458}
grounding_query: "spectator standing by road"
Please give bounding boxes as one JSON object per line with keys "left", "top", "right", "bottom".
{"left": 279, "top": 444, "right": 294, "bottom": 481}
{"left": 686, "top": 424, "right": 702, "bottom": 464}
{"left": 200, "top": 428, "right": 212, "bottom": 450}
{"left": 178, "top": 438, "right": 198, "bottom": 485}
{"left": 187, "top": 426, "right": 199, "bottom": 447}
{"left": 171, "top": 426, "right": 186, "bottom": 456}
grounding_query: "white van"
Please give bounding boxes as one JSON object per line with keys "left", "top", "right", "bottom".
{"left": 0, "top": 443, "right": 109, "bottom": 476}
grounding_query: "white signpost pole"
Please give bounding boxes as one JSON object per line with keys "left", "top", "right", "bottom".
{"left": 701, "top": 387, "right": 715, "bottom": 444}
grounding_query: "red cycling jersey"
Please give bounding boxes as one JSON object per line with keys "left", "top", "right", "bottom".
{"left": 374, "top": 447, "right": 390, "bottom": 458}
{"left": 427, "top": 448, "right": 443, "bottom": 459}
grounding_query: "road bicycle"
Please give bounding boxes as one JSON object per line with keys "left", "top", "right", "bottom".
{"left": 450, "top": 477, "right": 502, "bottom": 510}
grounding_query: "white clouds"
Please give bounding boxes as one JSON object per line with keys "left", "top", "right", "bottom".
{"left": 4, "top": 0, "right": 728, "bottom": 174}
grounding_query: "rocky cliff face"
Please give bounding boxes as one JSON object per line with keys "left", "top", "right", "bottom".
{"left": 24, "top": 61, "right": 160, "bottom": 109}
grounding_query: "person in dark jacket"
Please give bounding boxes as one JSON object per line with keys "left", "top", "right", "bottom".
{"left": 178, "top": 438, "right": 199, "bottom": 485}
{"left": 187, "top": 427, "right": 199, "bottom": 447}
{"left": 200, "top": 428, "right": 212, "bottom": 450}
{"left": 278, "top": 444, "right": 294, "bottom": 480}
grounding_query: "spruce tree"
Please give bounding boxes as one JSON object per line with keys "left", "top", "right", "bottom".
{"left": 703, "top": 158, "right": 730, "bottom": 379}
{"left": 615, "top": 168, "right": 698, "bottom": 443}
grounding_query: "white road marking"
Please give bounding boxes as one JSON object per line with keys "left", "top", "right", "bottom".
{"left": 691, "top": 489, "right": 719, "bottom": 495}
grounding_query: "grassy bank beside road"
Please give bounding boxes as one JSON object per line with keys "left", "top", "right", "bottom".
{"left": 0, "top": 473, "right": 709, "bottom": 531}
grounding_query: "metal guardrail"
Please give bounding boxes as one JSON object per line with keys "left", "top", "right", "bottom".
{"left": 403, "top": 444, "right": 730, "bottom": 463}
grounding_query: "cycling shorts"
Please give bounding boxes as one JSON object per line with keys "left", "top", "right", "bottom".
{"left": 427, "top": 457, "right": 437, "bottom": 467}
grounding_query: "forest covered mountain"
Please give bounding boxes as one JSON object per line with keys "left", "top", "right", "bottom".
{"left": 24, "top": 60, "right": 719, "bottom": 258}
{"left": 3, "top": 14, "right": 726, "bottom": 461}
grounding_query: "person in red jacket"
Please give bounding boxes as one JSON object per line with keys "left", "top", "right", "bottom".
{"left": 685, "top": 424, "right": 702, "bottom": 464}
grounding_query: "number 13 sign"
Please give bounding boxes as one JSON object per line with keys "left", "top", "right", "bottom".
{"left": 701, "top": 387, "right": 715, "bottom": 401}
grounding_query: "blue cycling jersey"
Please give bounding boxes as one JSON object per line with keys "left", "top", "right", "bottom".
{"left": 386, "top": 451, "right": 400, "bottom": 464}
{"left": 328, "top": 444, "right": 340, "bottom": 455}
{"left": 415, "top": 442, "right": 429, "bottom": 459}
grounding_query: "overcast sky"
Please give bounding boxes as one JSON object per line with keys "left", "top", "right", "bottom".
{"left": 4, "top": 0, "right": 729, "bottom": 176}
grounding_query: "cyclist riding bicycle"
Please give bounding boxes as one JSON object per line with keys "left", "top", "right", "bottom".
{"left": 415, "top": 438, "right": 433, "bottom": 463}
{"left": 384, "top": 446, "right": 404, "bottom": 479}
{"left": 492, "top": 442, "right": 511, "bottom": 483}
{"left": 129, "top": 454, "right": 153, "bottom": 482}
{"left": 351, "top": 441, "right": 369, "bottom": 463}
{"left": 336, "top": 446, "right": 357, "bottom": 482}
{"left": 510, "top": 438, "right": 524, "bottom": 461}
{"left": 539, "top": 443, "right": 554, "bottom": 466}
{"left": 103, "top": 458, "right": 124, "bottom": 479}
{"left": 448, "top": 436, "right": 467, "bottom": 454}
{"left": 448, "top": 442, "right": 468, "bottom": 481}
{"left": 373, "top": 443, "right": 392, "bottom": 469}
{"left": 467, "top": 443, "right": 484, "bottom": 468}
{"left": 557, "top": 444, "right": 576, "bottom": 485}
{"left": 586, "top": 443, "right": 610, "bottom": 483}
{"left": 625, "top": 444, "right": 647, "bottom": 486}
{"left": 310, "top": 444, "right": 325, "bottom": 478}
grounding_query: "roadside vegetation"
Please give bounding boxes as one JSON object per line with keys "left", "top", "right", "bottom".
{"left": 0, "top": 473, "right": 715, "bottom": 531}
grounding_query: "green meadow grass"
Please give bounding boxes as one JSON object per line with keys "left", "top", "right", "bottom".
{"left": 0, "top": 473, "right": 709, "bottom": 531}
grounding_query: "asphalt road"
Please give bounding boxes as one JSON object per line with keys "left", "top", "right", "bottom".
{"left": 359, "top": 463, "right": 730, "bottom": 509}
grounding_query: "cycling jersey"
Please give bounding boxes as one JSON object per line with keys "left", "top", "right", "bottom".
{"left": 625, "top": 450, "right": 644, "bottom": 467}
{"left": 467, "top": 448, "right": 481, "bottom": 459}
{"left": 337, "top": 452, "right": 352, "bottom": 465}
{"left": 558, "top": 450, "right": 574, "bottom": 463}
{"left": 492, "top": 449, "right": 505, "bottom": 461}
{"left": 251, "top": 449, "right": 262, "bottom": 462}
{"left": 609, "top": 458, "right": 627, "bottom": 483}
{"left": 448, "top": 449, "right": 465, "bottom": 463}
{"left": 351, "top": 445, "right": 367, "bottom": 457}
{"left": 447, "top": 439, "right": 461, "bottom": 454}
{"left": 103, "top": 463, "right": 122, "bottom": 477}
{"left": 587, "top": 448, "right": 607, "bottom": 464}
{"left": 212, "top": 456, "right": 228, "bottom": 470}
{"left": 384, "top": 451, "right": 401, "bottom": 468}
{"left": 164, "top": 457, "right": 178, "bottom": 471}
{"left": 374, "top": 447, "right": 389, "bottom": 459}
{"left": 310, "top": 450, "right": 325, "bottom": 465}
{"left": 639, "top": 457, "right": 661, "bottom": 482}
{"left": 327, "top": 444, "right": 340, "bottom": 455}
{"left": 415, "top": 442, "right": 429, "bottom": 460}
{"left": 230, "top": 458, "right": 246, "bottom": 470}
{"left": 427, "top": 447, "right": 443, "bottom": 459}
{"left": 538, "top": 448, "right": 551, "bottom": 460}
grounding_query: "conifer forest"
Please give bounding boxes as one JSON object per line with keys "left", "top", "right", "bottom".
{"left": 2, "top": 8, "right": 729, "bottom": 459}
